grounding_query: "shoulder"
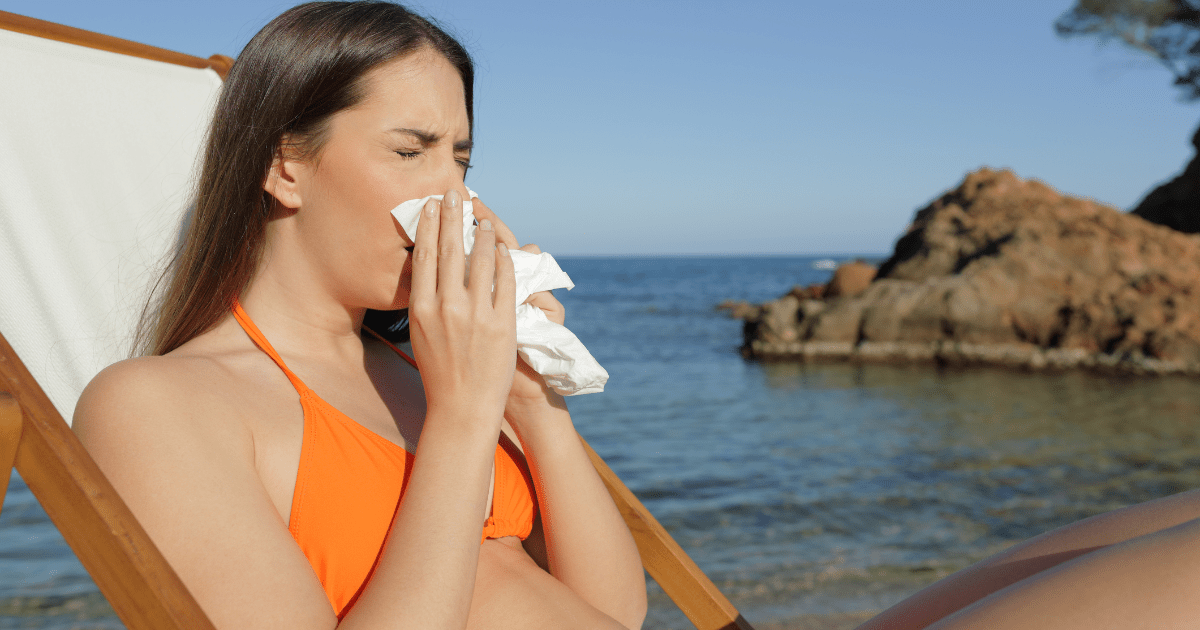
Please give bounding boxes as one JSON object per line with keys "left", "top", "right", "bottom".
{"left": 78, "top": 354, "right": 210, "bottom": 415}
{"left": 77, "top": 353, "right": 226, "bottom": 422}
{"left": 73, "top": 343, "right": 256, "bottom": 467}
{"left": 75, "top": 314, "right": 273, "bottom": 440}
{"left": 71, "top": 345, "right": 336, "bottom": 628}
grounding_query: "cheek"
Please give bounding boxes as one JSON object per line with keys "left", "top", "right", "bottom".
{"left": 301, "top": 146, "right": 419, "bottom": 306}
{"left": 312, "top": 162, "right": 411, "bottom": 257}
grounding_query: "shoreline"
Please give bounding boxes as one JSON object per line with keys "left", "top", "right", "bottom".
{"left": 746, "top": 339, "right": 1200, "bottom": 376}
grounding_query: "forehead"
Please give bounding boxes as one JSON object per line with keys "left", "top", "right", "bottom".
{"left": 351, "top": 48, "right": 469, "bottom": 134}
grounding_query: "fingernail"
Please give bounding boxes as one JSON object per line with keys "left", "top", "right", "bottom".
{"left": 424, "top": 200, "right": 437, "bottom": 217}
{"left": 497, "top": 242, "right": 509, "bottom": 256}
{"left": 444, "top": 189, "right": 460, "bottom": 209}
{"left": 480, "top": 218, "right": 493, "bottom": 232}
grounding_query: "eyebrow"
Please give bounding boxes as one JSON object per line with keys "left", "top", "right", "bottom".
{"left": 390, "top": 127, "right": 472, "bottom": 152}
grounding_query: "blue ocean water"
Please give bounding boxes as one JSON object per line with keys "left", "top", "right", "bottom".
{"left": 5, "top": 255, "right": 1200, "bottom": 629}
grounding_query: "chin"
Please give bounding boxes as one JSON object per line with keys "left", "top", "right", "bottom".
{"left": 360, "top": 269, "right": 409, "bottom": 311}
{"left": 345, "top": 283, "right": 407, "bottom": 313}
{"left": 359, "top": 291, "right": 406, "bottom": 312}
{"left": 386, "top": 282, "right": 410, "bottom": 311}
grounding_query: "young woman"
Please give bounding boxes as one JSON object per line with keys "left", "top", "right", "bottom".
{"left": 74, "top": 2, "right": 1200, "bottom": 629}
{"left": 73, "top": 3, "right": 646, "bottom": 629}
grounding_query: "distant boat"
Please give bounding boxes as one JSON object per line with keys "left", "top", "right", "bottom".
{"left": 812, "top": 258, "right": 838, "bottom": 270}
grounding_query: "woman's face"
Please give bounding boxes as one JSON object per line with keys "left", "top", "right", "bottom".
{"left": 277, "top": 47, "right": 472, "bottom": 310}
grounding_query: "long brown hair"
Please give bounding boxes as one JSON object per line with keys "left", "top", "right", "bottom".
{"left": 135, "top": 1, "right": 473, "bottom": 356}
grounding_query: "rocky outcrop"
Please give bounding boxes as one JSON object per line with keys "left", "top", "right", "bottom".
{"left": 824, "top": 260, "right": 876, "bottom": 298}
{"left": 728, "top": 168, "right": 1200, "bottom": 375}
{"left": 1132, "top": 124, "right": 1200, "bottom": 234}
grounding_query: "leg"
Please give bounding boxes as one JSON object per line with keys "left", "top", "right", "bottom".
{"left": 929, "top": 515, "right": 1200, "bottom": 629}
{"left": 856, "top": 488, "right": 1200, "bottom": 630}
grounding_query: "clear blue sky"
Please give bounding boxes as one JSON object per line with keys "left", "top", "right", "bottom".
{"left": 6, "top": 1, "right": 1198, "bottom": 255}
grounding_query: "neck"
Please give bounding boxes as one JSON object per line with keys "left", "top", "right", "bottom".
{"left": 237, "top": 227, "right": 369, "bottom": 364}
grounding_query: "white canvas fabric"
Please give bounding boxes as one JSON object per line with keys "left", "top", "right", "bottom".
{"left": 0, "top": 28, "right": 222, "bottom": 424}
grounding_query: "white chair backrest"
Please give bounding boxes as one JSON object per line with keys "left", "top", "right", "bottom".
{"left": 0, "top": 27, "right": 222, "bottom": 424}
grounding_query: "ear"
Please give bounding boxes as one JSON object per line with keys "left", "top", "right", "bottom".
{"left": 263, "top": 143, "right": 306, "bottom": 210}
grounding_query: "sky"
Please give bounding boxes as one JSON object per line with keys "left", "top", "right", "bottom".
{"left": 5, "top": 0, "right": 1199, "bottom": 255}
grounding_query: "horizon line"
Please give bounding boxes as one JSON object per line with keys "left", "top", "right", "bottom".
{"left": 552, "top": 252, "right": 890, "bottom": 259}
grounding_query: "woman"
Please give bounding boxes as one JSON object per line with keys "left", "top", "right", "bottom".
{"left": 74, "top": 2, "right": 1200, "bottom": 629}
{"left": 73, "top": 2, "right": 646, "bottom": 629}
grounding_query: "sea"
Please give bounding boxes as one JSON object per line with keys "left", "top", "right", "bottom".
{"left": 5, "top": 255, "right": 1200, "bottom": 629}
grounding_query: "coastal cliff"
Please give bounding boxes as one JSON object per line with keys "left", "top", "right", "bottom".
{"left": 727, "top": 168, "right": 1200, "bottom": 375}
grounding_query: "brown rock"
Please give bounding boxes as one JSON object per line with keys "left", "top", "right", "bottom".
{"left": 716, "top": 299, "right": 761, "bottom": 320}
{"left": 736, "top": 167, "right": 1200, "bottom": 375}
{"left": 806, "top": 295, "right": 867, "bottom": 342}
{"left": 824, "top": 261, "right": 877, "bottom": 298}
{"left": 855, "top": 280, "right": 930, "bottom": 342}
{"left": 757, "top": 295, "right": 801, "bottom": 343}
{"left": 787, "top": 283, "right": 827, "bottom": 301}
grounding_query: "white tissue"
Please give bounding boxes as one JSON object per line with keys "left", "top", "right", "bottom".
{"left": 390, "top": 190, "right": 608, "bottom": 395}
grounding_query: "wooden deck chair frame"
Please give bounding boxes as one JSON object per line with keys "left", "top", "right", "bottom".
{"left": 0, "top": 11, "right": 753, "bottom": 630}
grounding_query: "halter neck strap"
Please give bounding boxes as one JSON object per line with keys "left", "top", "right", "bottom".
{"left": 230, "top": 301, "right": 311, "bottom": 395}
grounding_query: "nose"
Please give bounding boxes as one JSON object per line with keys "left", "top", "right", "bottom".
{"left": 432, "top": 147, "right": 470, "bottom": 203}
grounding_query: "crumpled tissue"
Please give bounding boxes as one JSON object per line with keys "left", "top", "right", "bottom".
{"left": 390, "top": 190, "right": 608, "bottom": 395}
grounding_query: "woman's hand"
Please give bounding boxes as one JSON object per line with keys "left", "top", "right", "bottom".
{"left": 473, "top": 199, "right": 647, "bottom": 629}
{"left": 408, "top": 189, "right": 517, "bottom": 430}
{"left": 472, "top": 198, "right": 568, "bottom": 417}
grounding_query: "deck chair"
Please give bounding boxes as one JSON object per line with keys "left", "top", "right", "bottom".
{"left": 0, "top": 11, "right": 753, "bottom": 630}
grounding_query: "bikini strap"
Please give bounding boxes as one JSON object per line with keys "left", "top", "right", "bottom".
{"left": 231, "top": 301, "right": 312, "bottom": 395}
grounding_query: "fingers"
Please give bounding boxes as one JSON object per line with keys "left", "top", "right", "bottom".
{"left": 409, "top": 198, "right": 441, "bottom": 307}
{"left": 470, "top": 218, "right": 497, "bottom": 304}
{"left": 494, "top": 242, "right": 516, "bottom": 313}
{"left": 438, "top": 189, "right": 466, "bottom": 292}
{"left": 472, "top": 197, "right": 519, "bottom": 249}
{"left": 525, "top": 290, "right": 565, "bottom": 325}
{"left": 513, "top": 243, "right": 562, "bottom": 320}
{"left": 406, "top": 190, "right": 517, "bottom": 423}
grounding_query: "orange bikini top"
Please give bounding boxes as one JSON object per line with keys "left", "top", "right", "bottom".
{"left": 231, "top": 303, "right": 538, "bottom": 618}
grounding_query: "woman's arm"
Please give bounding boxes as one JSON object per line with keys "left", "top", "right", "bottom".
{"left": 506, "top": 385, "right": 648, "bottom": 630}
{"left": 344, "top": 194, "right": 519, "bottom": 629}
{"left": 470, "top": 198, "right": 647, "bottom": 629}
